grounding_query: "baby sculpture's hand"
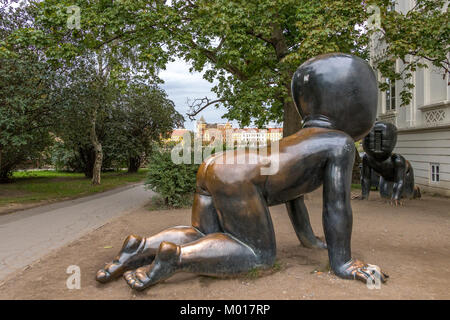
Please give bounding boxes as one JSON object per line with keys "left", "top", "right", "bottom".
{"left": 390, "top": 199, "right": 403, "bottom": 207}
{"left": 338, "top": 259, "right": 389, "bottom": 285}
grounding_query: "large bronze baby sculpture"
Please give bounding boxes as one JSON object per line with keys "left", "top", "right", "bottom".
{"left": 96, "top": 53, "right": 388, "bottom": 291}
{"left": 361, "top": 121, "right": 421, "bottom": 205}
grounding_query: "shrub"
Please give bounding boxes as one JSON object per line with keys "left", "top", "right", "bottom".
{"left": 145, "top": 145, "right": 199, "bottom": 208}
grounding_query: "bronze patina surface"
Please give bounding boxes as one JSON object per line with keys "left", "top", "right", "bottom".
{"left": 361, "top": 121, "right": 421, "bottom": 205}
{"left": 96, "top": 53, "right": 388, "bottom": 291}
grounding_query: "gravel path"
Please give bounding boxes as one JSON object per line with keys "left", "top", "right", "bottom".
{"left": 1, "top": 190, "right": 448, "bottom": 299}
{"left": 0, "top": 184, "right": 153, "bottom": 280}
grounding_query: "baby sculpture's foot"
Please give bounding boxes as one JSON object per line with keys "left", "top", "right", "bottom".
{"left": 414, "top": 186, "right": 421, "bottom": 199}
{"left": 301, "top": 236, "right": 327, "bottom": 249}
{"left": 390, "top": 199, "right": 403, "bottom": 207}
{"left": 96, "top": 235, "right": 148, "bottom": 283}
{"left": 124, "top": 241, "right": 180, "bottom": 291}
{"left": 337, "top": 259, "right": 389, "bottom": 285}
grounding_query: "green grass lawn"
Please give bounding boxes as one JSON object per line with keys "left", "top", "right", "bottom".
{"left": 0, "top": 169, "right": 148, "bottom": 207}
{"left": 351, "top": 183, "right": 362, "bottom": 190}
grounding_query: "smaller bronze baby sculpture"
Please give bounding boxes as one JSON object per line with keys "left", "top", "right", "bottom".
{"left": 361, "top": 121, "right": 421, "bottom": 205}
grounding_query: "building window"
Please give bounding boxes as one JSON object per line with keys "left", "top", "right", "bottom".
{"left": 385, "top": 78, "right": 396, "bottom": 111}
{"left": 430, "top": 163, "right": 440, "bottom": 183}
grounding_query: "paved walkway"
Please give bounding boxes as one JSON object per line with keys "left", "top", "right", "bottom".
{"left": 0, "top": 184, "right": 153, "bottom": 280}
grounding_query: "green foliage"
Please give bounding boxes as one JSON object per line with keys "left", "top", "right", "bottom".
{"left": 7, "top": 1, "right": 448, "bottom": 130}
{"left": 146, "top": 194, "right": 194, "bottom": 211}
{"left": 2, "top": 0, "right": 448, "bottom": 185}
{"left": 109, "top": 82, "right": 184, "bottom": 172}
{"left": 163, "top": 0, "right": 372, "bottom": 127}
{"left": 0, "top": 5, "right": 56, "bottom": 181}
{"left": 7, "top": 0, "right": 371, "bottom": 129}
{"left": 371, "top": 0, "right": 449, "bottom": 106}
{"left": 145, "top": 145, "right": 199, "bottom": 208}
{"left": 49, "top": 141, "right": 83, "bottom": 172}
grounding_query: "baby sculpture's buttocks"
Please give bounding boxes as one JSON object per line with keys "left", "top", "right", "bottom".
{"left": 96, "top": 53, "right": 388, "bottom": 291}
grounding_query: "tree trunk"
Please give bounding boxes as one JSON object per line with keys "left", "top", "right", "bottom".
{"left": 77, "top": 146, "right": 95, "bottom": 177}
{"left": 128, "top": 156, "right": 141, "bottom": 173}
{"left": 352, "top": 148, "right": 362, "bottom": 184}
{"left": 0, "top": 161, "right": 13, "bottom": 183}
{"left": 282, "top": 88, "right": 302, "bottom": 137}
{"left": 90, "top": 114, "right": 103, "bottom": 185}
{"left": 90, "top": 50, "right": 106, "bottom": 185}
{"left": 0, "top": 167, "right": 12, "bottom": 183}
{"left": 269, "top": 23, "right": 303, "bottom": 137}
{"left": 0, "top": 149, "right": 14, "bottom": 183}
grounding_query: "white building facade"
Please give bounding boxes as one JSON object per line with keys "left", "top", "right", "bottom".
{"left": 370, "top": 0, "right": 450, "bottom": 196}
{"left": 196, "top": 117, "right": 283, "bottom": 147}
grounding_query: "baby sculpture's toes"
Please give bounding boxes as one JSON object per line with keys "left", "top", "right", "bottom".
{"left": 96, "top": 268, "right": 112, "bottom": 283}
{"left": 390, "top": 199, "right": 403, "bottom": 207}
{"left": 124, "top": 269, "right": 149, "bottom": 291}
{"left": 96, "top": 262, "right": 125, "bottom": 283}
{"left": 124, "top": 241, "right": 181, "bottom": 291}
{"left": 338, "top": 259, "right": 389, "bottom": 285}
{"left": 96, "top": 235, "right": 146, "bottom": 283}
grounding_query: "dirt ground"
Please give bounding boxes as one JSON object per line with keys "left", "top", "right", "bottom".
{"left": 0, "top": 189, "right": 449, "bottom": 300}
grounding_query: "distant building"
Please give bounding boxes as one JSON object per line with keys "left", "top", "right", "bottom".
{"left": 166, "top": 129, "right": 190, "bottom": 144}
{"left": 370, "top": 0, "right": 450, "bottom": 196}
{"left": 196, "top": 116, "right": 233, "bottom": 144}
{"left": 268, "top": 128, "right": 283, "bottom": 142}
{"left": 195, "top": 117, "right": 283, "bottom": 147}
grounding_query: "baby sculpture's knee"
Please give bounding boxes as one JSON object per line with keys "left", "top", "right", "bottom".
{"left": 121, "top": 235, "right": 143, "bottom": 253}
{"left": 157, "top": 241, "right": 181, "bottom": 263}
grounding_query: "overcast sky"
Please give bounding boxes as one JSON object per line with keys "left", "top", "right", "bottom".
{"left": 159, "top": 59, "right": 239, "bottom": 131}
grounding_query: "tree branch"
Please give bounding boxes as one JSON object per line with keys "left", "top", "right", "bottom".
{"left": 188, "top": 37, "right": 248, "bottom": 81}
{"left": 186, "top": 97, "right": 227, "bottom": 120}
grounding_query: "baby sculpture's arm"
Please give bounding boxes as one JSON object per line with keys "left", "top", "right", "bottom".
{"left": 322, "top": 134, "right": 388, "bottom": 283}
{"left": 286, "top": 197, "right": 326, "bottom": 249}
{"left": 391, "top": 154, "right": 407, "bottom": 205}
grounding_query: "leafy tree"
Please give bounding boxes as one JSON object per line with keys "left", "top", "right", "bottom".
{"left": 372, "top": 0, "right": 449, "bottom": 106}
{"left": 49, "top": 57, "right": 119, "bottom": 178}
{"left": 7, "top": 0, "right": 449, "bottom": 135}
{"left": 7, "top": 0, "right": 368, "bottom": 136}
{"left": 110, "top": 83, "right": 184, "bottom": 173}
{"left": 0, "top": 3, "right": 56, "bottom": 182}
{"left": 51, "top": 64, "right": 182, "bottom": 176}
{"left": 10, "top": 0, "right": 163, "bottom": 184}
{"left": 167, "top": 0, "right": 373, "bottom": 135}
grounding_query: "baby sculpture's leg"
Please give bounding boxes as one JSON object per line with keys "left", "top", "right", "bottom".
{"left": 124, "top": 185, "right": 276, "bottom": 291}
{"left": 379, "top": 176, "right": 394, "bottom": 200}
{"left": 323, "top": 138, "right": 388, "bottom": 284}
{"left": 360, "top": 155, "right": 372, "bottom": 200}
{"left": 96, "top": 192, "right": 220, "bottom": 283}
{"left": 405, "top": 165, "right": 421, "bottom": 199}
{"left": 124, "top": 233, "right": 260, "bottom": 291}
{"left": 286, "top": 197, "right": 326, "bottom": 249}
{"left": 96, "top": 227, "right": 204, "bottom": 283}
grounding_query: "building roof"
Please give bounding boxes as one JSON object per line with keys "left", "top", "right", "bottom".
{"left": 268, "top": 128, "right": 283, "bottom": 133}
{"left": 171, "top": 129, "right": 189, "bottom": 137}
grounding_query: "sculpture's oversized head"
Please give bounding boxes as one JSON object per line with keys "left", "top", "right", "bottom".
{"left": 362, "top": 121, "right": 397, "bottom": 161}
{"left": 291, "top": 53, "right": 378, "bottom": 141}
